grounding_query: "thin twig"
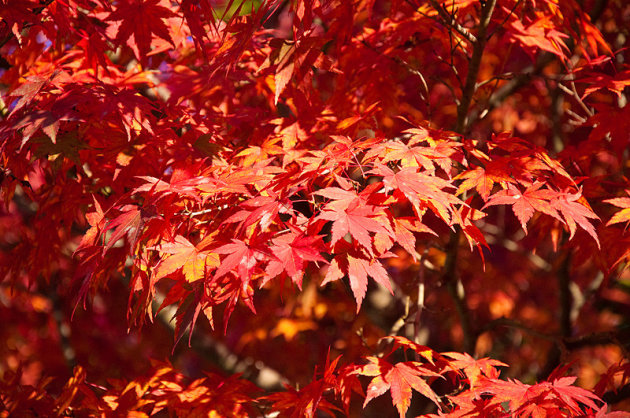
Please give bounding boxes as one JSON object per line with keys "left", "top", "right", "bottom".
{"left": 469, "top": 53, "right": 555, "bottom": 125}
{"left": 571, "top": 80, "right": 594, "bottom": 117}
{"left": 486, "top": 0, "right": 523, "bottom": 41}
{"left": 182, "top": 208, "right": 216, "bottom": 217}
{"left": 427, "top": 0, "right": 477, "bottom": 44}
{"left": 565, "top": 108, "right": 587, "bottom": 124}
{"left": 359, "top": 39, "right": 430, "bottom": 101}
{"left": 475, "top": 72, "right": 516, "bottom": 90}
{"left": 557, "top": 82, "right": 594, "bottom": 118}
{"left": 481, "top": 317, "right": 557, "bottom": 342}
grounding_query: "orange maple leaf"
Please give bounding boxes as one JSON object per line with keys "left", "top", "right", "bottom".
{"left": 154, "top": 235, "right": 219, "bottom": 283}
{"left": 356, "top": 357, "right": 441, "bottom": 418}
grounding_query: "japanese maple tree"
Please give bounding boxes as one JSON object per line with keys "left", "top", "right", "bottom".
{"left": 1, "top": 0, "right": 630, "bottom": 416}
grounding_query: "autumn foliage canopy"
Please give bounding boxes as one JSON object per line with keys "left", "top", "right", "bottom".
{"left": 2, "top": 0, "right": 630, "bottom": 416}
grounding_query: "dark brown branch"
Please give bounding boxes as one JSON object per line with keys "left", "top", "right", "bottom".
{"left": 483, "top": 317, "right": 629, "bottom": 351}
{"left": 455, "top": 0, "right": 497, "bottom": 133}
{"left": 439, "top": 0, "right": 498, "bottom": 354}
{"left": 564, "top": 328, "right": 630, "bottom": 352}
{"left": 482, "top": 316, "right": 629, "bottom": 380}
{"left": 481, "top": 317, "right": 557, "bottom": 342}
{"left": 471, "top": 48, "right": 555, "bottom": 127}
{"left": 539, "top": 249, "right": 574, "bottom": 379}
{"left": 602, "top": 383, "right": 630, "bottom": 405}
{"left": 443, "top": 229, "right": 475, "bottom": 353}
{"left": 558, "top": 252, "right": 573, "bottom": 339}
{"left": 589, "top": 0, "right": 609, "bottom": 22}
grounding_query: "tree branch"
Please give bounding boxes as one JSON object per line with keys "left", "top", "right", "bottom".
{"left": 470, "top": 0, "right": 607, "bottom": 127}
{"left": 480, "top": 317, "right": 557, "bottom": 342}
{"left": 558, "top": 252, "right": 573, "bottom": 339}
{"left": 443, "top": 229, "right": 475, "bottom": 353}
{"left": 564, "top": 327, "right": 630, "bottom": 353}
{"left": 539, "top": 249, "right": 574, "bottom": 379}
{"left": 482, "top": 317, "right": 630, "bottom": 352}
{"left": 589, "top": 0, "right": 609, "bottom": 22}
{"left": 440, "top": 0, "right": 497, "bottom": 354}
{"left": 470, "top": 53, "right": 555, "bottom": 125}
{"left": 427, "top": 0, "right": 477, "bottom": 45}
{"left": 455, "top": 0, "right": 497, "bottom": 133}
{"left": 602, "top": 383, "right": 630, "bottom": 405}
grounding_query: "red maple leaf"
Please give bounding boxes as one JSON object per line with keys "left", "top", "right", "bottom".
{"left": 553, "top": 189, "right": 600, "bottom": 247}
{"left": 77, "top": 196, "right": 105, "bottom": 252}
{"left": 388, "top": 336, "right": 439, "bottom": 364}
{"left": 484, "top": 182, "right": 563, "bottom": 233}
{"left": 8, "top": 75, "right": 50, "bottom": 116}
{"left": 263, "top": 354, "right": 343, "bottom": 418}
{"left": 366, "top": 140, "right": 438, "bottom": 172}
{"left": 475, "top": 376, "right": 602, "bottom": 415}
{"left": 322, "top": 253, "right": 393, "bottom": 310}
{"left": 372, "top": 164, "right": 458, "bottom": 224}
{"left": 581, "top": 70, "right": 630, "bottom": 99}
{"left": 355, "top": 357, "right": 441, "bottom": 418}
{"left": 455, "top": 163, "right": 514, "bottom": 202}
{"left": 224, "top": 195, "right": 282, "bottom": 233}
{"left": 263, "top": 226, "right": 327, "bottom": 289}
{"left": 392, "top": 217, "right": 436, "bottom": 260}
{"left": 106, "top": 0, "right": 176, "bottom": 62}
{"left": 550, "top": 376, "right": 602, "bottom": 413}
{"left": 444, "top": 352, "right": 507, "bottom": 389}
{"left": 102, "top": 204, "right": 159, "bottom": 254}
{"left": 214, "top": 239, "right": 270, "bottom": 295}
{"left": 347, "top": 255, "right": 392, "bottom": 310}
{"left": 484, "top": 183, "right": 600, "bottom": 246}
{"left": 314, "top": 187, "right": 392, "bottom": 253}
{"left": 508, "top": 17, "right": 569, "bottom": 60}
